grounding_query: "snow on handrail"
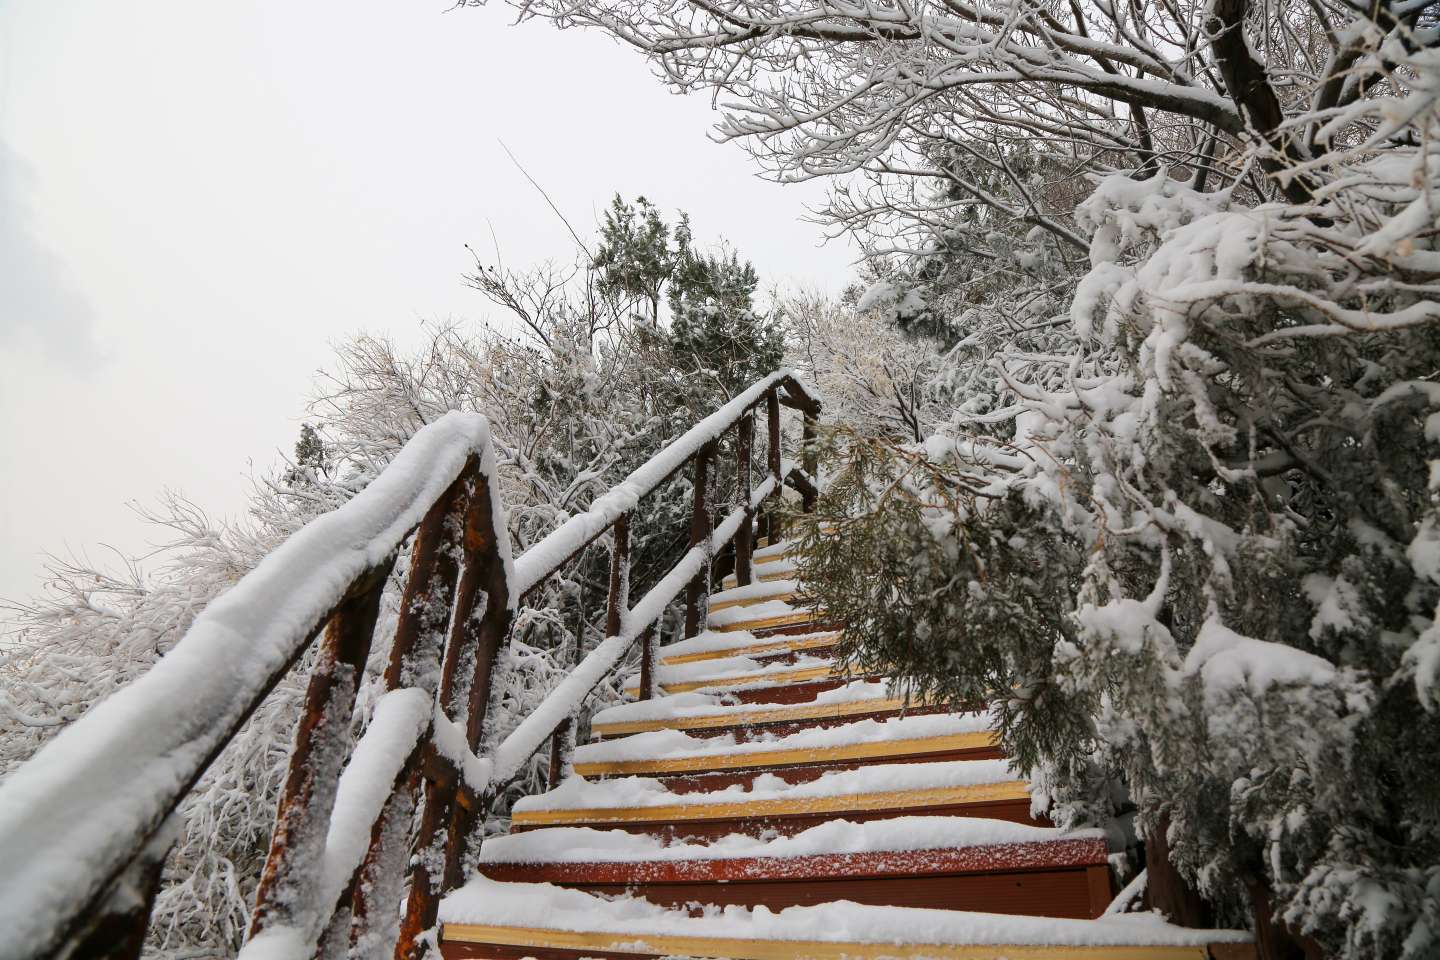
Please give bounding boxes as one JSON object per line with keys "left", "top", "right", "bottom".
{"left": 512, "top": 370, "right": 817, "bottom": 598}
{"left": 489, "top": 472, "right": 783, "bottom": 786}
{"left": 0, "top": 412, "right": 493, "bottom": 960}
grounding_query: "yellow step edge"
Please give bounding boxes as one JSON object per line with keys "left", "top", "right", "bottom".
{"left": 440, "top": 925, "right": 1216, "bottom": 960}
{"left": 708, "top": 590, "right": 799, "bottom": 614}
{"left": 572, "top": 730, "right": 998, "bottom": 777}
{"left": 659, "top": 632, "right": 840, "bottom": 666}
{"left": 722, "top": 567, "right": 795, "bottom": 588}
{"left": 712, "top": 610, "right": 820, "bottom": 633}
{"left": 625, "top": 664, "right": 838, "bottom": 697}
{"left": 591, "top": 696, "right": 919, "bottom": 737}
{"left": 510, "top": 781, "right": 1030, "bottom": 827}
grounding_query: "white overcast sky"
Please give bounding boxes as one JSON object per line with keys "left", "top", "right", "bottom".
{"left": 0, "top": 1, "right": 854, "bottom": 603}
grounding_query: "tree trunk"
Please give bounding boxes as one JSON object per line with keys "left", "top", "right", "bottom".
{"left": 1242, "top": 873, "right": 1326, "bottom": 960}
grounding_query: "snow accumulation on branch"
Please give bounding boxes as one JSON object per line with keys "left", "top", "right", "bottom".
{"left": 0, "top": 411, "right": 492, "bottom": 960}
{"left": 488, "top": 471, "right": 784, "bottom": 787}
{"left": 511, "top": 370, "right": 812, "bottom": 596}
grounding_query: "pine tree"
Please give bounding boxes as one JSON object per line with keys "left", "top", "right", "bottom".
{"left": 666, "top": 247, "right": 783, "bottom": 393}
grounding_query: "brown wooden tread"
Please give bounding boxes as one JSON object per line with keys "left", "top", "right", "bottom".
{"left": 711, "top": 610, "right": 821, "bottom": 633}
{"left": 721, "top": 566, "right": 795, "bottom": 588}
{"left": 625, "top": 663, "right": 842, "bottom": 697}
{"left": 510, "top": 781, "right": 1031, "bottom": 829}
{"left": 590, "top": 696, "right": 943, "bottom": 739}
{"left": 479, "top": 835, "right": 1108, "bottom": 884}
{"left": 708, "top": 590, "right": 799, "bottom": 614}
{"left": 440, "top": 926, "right": 1245, "bottom": 960}
{"left": 659, "top": 632, "right": 840, "bottom": 666}
{"left": 572, "top": 731, "right": 999, "bottom": 777}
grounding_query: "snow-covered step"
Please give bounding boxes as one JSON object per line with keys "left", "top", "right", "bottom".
{"left": 752, "top": 538, "right": 799, "bottom": 562}
{"left": 706, "top": 579, "right": 800, "bottom": 614}
{"left": 509, "top": 759, "right": 1034, "bottom": 835}
{"left": 622, "top": 653, "right": 842, "bottom": 697}
{"left": 590, "top": 680, "right": 936, "bottom": 739}
{"left": 657, "top": 628, "right": 841, "bottom": 666}
{"left": 476, "top": 818, "right": 1112, "bottom": 918}
{"left": 573, "top": 711, "right": 1000, "bottom": 778}
{"left": 722, "top": 556, "right": 798, "bottom": 589}
{"left": 708, "top": 598, "right": 824, "bottom": 633}
{"left": 439, "top": 877, "right": 1254, "bottom": 960}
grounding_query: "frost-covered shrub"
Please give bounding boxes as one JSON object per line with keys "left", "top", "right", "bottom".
{"left": 797, "top": 92, "right": 1440, "bottom": 960}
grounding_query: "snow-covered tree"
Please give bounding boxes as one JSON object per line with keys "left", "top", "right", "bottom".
{"left": 496, "top": 0, "right": 1440, "bottom": 955}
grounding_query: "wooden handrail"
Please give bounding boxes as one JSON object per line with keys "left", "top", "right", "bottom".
{"left": 0, "top": 413, "right": 494, "bottom": 960}
{"left": 0, "top": 372, "right": 821, "bottom": 960}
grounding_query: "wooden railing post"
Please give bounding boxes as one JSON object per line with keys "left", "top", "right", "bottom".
{"left": 606, "top": 513, "right": 630, "bottom": 639}
{"left": 734, "top": 414, "right": 755, "bottom": 587}
{"left": 547, "top": 717, "right": 574, "bottom": 790}
{"left": 801, "top": 412, "right": 819, "bottom": 513}
{"left": 684, "top": 441, "right": 717, "bottom": 639}
{"left": 249, "top": 560, "right": 393, "bottom": 940}
{"left": 638, "top": 625, "right": 658, "bottom": 700}
{"left": 337, "top": 466, "right": 472, "bottom": 960}
{"left": 396, "top": 470, "right": 512, "bottom": 960}
{"left": 765, "top": 389, "right": 784, "bottom": 544}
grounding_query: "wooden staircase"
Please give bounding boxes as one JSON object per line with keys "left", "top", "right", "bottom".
{"left": 437, "top": 538, "right": 1254, "bottom": 960}
{"left": 0, "top": 372, "right": 1253, "bottom": 960}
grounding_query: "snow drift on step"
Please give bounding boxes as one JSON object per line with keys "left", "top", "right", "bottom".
{"left": 656, "top": 627, "right": 837, "bottom": 661}
{"left": 574, "top": 711, "right": 995, "bottom": 764}
{"left": 438, "top": 877, "right": 1252, "bottom": 947}
{"left": 516, "top": 758, "right": 1022, "bottom": 811}
{"left": 708, "top": 598, "right": 814, "bottom": 629}
{"left": 626, "top": 652, "right": 836, "bottom": 690}
{"left": 592, "top": 679, "right": 903, "bottom": 726}
{"left": 709, "top": 578, "right": 800, "bottom": 606}
{"left": 479, "top": 815, "right": 1104, "bottom": 864}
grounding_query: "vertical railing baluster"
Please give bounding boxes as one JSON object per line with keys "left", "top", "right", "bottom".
{"left": 802, "top": 410, "right": 819, "bottom": 514}
{"left": 639, "top": 624, "right": 658, "bottom": 700}
{"left": 734, "top": 414, "right": 755, "bottom": 587}
{"left": 765, "top": 388, "right": 784, "bottom": 544}
{"left": 547, "top": 717, "right": 574, "bottom": 790}
{"left": 396, "top": 469, "right": 511, "bottom": 960}
{"left": 606, "top": 513, "right": 630, "bottom": 639}
{"left": 341, "top": 756, "right": 420, "bottom": 960}
{"left": 342, "top": 463, "right": 471, "bottom": 958}
{"left": 249, "top": 560, "right": 393, "bottom": 940}
{"left": 684, "top": 440, "right": 717, "bottom": 639}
